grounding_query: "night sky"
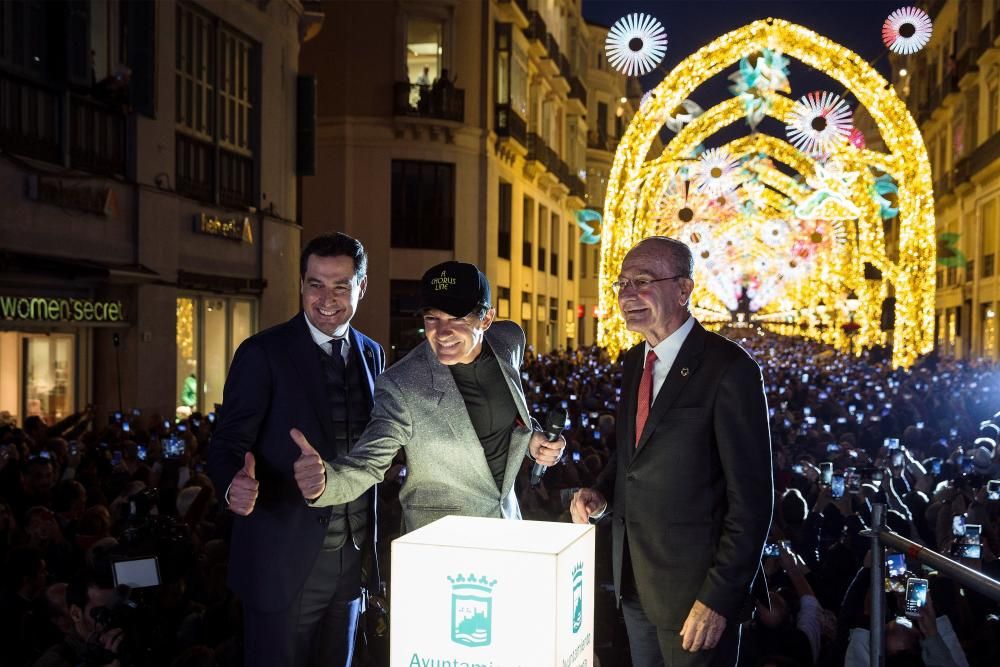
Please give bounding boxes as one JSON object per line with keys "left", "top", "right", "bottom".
{"left": 582, "top": 0, "right": 911, "bottom": 146}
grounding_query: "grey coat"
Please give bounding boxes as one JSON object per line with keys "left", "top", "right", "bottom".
{"left": 314, "top": 320, "right": 537, "bottom": 531}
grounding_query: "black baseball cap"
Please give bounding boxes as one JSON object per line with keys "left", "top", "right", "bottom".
{"left": 420, "top": 261, "right": 491, "bottom": 318}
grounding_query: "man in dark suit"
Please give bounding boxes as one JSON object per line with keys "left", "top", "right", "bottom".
{"left": 207, "top": 233, "right": 385, "bottom": 667}
{"left": 571, "top": 236, "right": 773, "bottom": 666}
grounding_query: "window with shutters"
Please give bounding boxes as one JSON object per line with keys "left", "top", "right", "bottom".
{"left": 175, "top": 2, "right": 258, "bottom": 208}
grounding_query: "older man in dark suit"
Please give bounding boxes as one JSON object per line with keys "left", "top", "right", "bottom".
{"left": 208, "top": 233, "right": 384, "bottom": 667}
{"left": 572, "top": 236, "right": 773, "bottom": 666}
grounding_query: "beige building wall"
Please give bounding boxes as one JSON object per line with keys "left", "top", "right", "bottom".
{"left": 903, "top": 0, "right": 1000, "bottom": 360}
{"left": 301, "top": 0, "right": 604, "bottom": 356}
{"left": 0, "top": 0, "right": 306, "bottom": 422}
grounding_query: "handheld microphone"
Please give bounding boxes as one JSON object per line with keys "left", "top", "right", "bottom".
{"left": 530, "top": 407, "right": 567, "bottom": 487}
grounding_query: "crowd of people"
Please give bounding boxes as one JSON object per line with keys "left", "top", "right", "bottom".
{"left": 1, "top": 329, "right": 999, "bottom": 665}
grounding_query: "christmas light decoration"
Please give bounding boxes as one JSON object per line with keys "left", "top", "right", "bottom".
{"left": 606, "top": 13, "right": 668, "bottom": 76}
{"left": 693, "top": 148, "right": 741, "bottom": 195}
{"left": 597, "top": 18, "right": 935, "bottom": 369}
{"left": 883, "top": 7, "right": 933, "bottom": 55}
{"left": 785, "top": 91, "right": 853, "bottom": 155}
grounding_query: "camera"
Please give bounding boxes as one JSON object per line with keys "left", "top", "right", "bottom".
{"left": 207, "top": 412, "right": 216, "bottom": 424}
{"left": 885, "top": 438, "right": 900, "bottom": 450}
{"left": 892, "top": 451, "right": 904, "bottom": 467}
{"left": 137, "top": 445, "right": 147, "bottom": 462}
{"left": 988, "top": 479, "right": 1000, "bottom": 501}
{"left": 762, "top": 542, "right": 781, "bottom": 558}
{"left": 572, "top": 451, "right": 581, "bottom": 462}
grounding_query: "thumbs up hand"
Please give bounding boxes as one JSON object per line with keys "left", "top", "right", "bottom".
{"left": 291, "top": 428, "right": 326, "bottom": 501}
{"left": 229, "top": 452, "right": 259, "bottom": 516}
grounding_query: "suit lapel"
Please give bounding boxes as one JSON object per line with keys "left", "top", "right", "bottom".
{"left": 633, "top": 321, "right": 707, "bottom": 457}
{"left": 424, "top": 343, "right": 499, "bottom": 492}
{"left": 486, "top": 330, "right": 532, "bottom": 497}
{"left": 487, "top": 331, "right": 531, "bottom": 427}
{"left": 620, "top": 344, "right": 644, "bottom": 464}
{"left": 348, "top": 327, "right": 376, "bottom": 407}
{"left": 285, "top": 312, "right": 337, "bottom": 456}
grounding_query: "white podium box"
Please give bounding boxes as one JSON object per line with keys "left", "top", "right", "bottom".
{"left": 390, "top": 516, "right": 595, "bottom": 667}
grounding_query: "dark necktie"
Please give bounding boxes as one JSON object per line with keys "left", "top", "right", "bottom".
{"left": 635, "top": 349, "right": 657, "bottom": 447}
{"left": 329, "top": 338, "right": 346, "bottom": 373}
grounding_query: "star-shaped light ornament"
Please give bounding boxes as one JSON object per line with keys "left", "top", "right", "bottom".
{"left": 871, "top": 173, "right": 899, "bottom": 219}
{"left": 883, "top": 7, "right": 933, "bottom": 55}
{"left": 606, "top": 13, "right": 668, "bottom": 77}
{"left": 575, "top": 209, "right": 603, "bottom": 245}
{"left": 693, "top": 148, "right": 740, "bottom": 196}
{"left": 785, "top": 91, "right": 853, "bottom": 156}
{"left": 663, "top": 99, "right": 704, "bottom": 133}
{"left": 794, "top": 162, "right": 862, "bottom": 220}
{"left": 728, "top": 49, "right": 791, "bottom": 129}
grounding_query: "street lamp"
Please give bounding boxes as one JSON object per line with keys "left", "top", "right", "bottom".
{"left": 844, "top": 289, "right": 861, "bottom": 354}
{"left": 846, "top": 289, "right": 860, "bottom": 316}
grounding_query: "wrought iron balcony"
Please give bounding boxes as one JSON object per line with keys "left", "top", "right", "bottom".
{"left": 524, "top": 11, "right": 547, "bottom": 42}
{"left": 0, "top": 69, "right": 125, "bottom": 176}
{"left": 568, "top": 76, "right": 587, "bottom": 105}
{"left": 393, "top": 82, "right": 465, "bottom": 123}
{"left": 495, "top": 104, "right": 527, "bottom": 146}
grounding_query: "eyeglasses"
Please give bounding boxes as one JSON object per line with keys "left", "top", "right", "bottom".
{"left": 611, "top": 273, "right": 688, "bottom": 294}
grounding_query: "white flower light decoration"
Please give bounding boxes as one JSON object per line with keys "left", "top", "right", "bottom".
{"left": 785, "top": 91, "right": 853, "bottom": 155}
{"left": 606, "top": 13, "right": 668, "bottom": 77}
{"left": 693, "top": 148, "right": 740, "bottom": 196}
{"left": 883, "top": 7, "right": 933, "bottom": 55}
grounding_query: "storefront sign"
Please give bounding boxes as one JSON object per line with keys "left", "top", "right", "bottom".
{"left": 0, "top": 296, "right": 126, "bottom": 323}
{"left": 25, "top": 176, "right": 117, "bottom": 217}
{"left": 194, "top": 214, "right": 254, "bottom": 243}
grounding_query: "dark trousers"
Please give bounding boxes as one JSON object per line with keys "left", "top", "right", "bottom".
{"left": 622, "top": 594, "right": 741, "bottom": 667}
{"left": 243, "top": 544, "right": 362, "bottom": 667}
{"left": 621, "top": 540, "right": 740, "bottom": 667}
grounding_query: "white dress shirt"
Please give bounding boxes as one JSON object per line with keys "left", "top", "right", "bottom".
{"left": 304, "top": 314, "right": 350, "bottom": 362}
{"left": 589, "top": 315, "right": 695, "bottom": 522}
{"left": 644, "top": 315, "right": 695, "bottom": 401}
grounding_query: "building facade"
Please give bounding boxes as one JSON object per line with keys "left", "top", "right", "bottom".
{"left": 0, "top": 0, "right": 314, "bottom": 426}
{"left": 300, "top": 0, "right": 632, "bottom": 357}
{"left": 901, "top": 0, "right": 1000, "bottom": 360}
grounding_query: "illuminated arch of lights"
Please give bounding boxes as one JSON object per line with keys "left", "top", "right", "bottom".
{"left": 598, "top": 18, "right": 935, "bottom": 368}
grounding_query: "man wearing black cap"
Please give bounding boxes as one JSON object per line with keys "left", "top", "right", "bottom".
{"left": 290, "top": 260, "right": 565, "bottom": 532}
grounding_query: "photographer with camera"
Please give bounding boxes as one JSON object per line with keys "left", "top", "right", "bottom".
{"left": 34, "top": 573, "right": 123, "bottom": 667}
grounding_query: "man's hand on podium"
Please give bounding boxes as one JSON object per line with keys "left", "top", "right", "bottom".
{"left": 570, "top": 487, "right": 607, "bottom": 524}
{"left": 290, "top": 428, "right": 327, "bottom": 501}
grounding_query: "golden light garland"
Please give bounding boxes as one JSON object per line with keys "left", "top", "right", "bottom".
{"left": 597, "top": 18, "right": 935, "bottom": 368}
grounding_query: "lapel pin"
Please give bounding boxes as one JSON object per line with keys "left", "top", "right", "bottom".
{"left": 680, "top": 367, "right": 690, "bottom": 377}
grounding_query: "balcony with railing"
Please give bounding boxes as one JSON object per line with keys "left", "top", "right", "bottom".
{"left": 524, "top": 11, "right": 547, "bottom": 43}
{"left": 69, "top": 96, "right": 126, "bottom": 176}
{"left": 0, "top": 69, "right": 126, "bottom": 176}
{"left": 495, "top": 104, "right": 527, "bottom": 147}
{"left": 393, "top": 82, "right": 465, "bottom": 123}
